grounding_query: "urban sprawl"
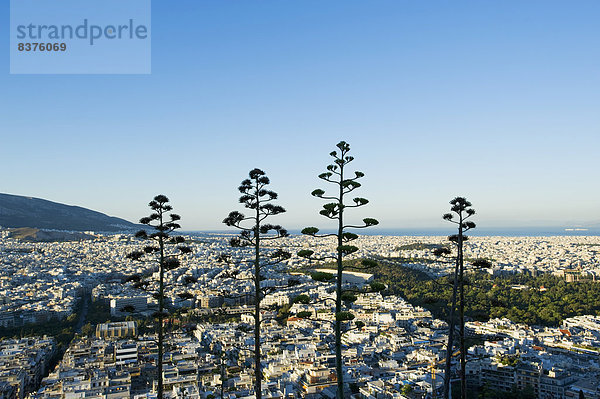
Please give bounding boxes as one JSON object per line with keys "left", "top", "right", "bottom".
{"left": 1, "top": 232, "right": 599, "bottom": 399}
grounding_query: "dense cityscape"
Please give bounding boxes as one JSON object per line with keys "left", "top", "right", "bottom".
{"left": 1, "top": 230, "right": 599, "bottom": 398}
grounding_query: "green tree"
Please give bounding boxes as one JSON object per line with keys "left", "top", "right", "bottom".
{"left": 401, "top": 384, "right": 414, "bottom": 395}
{"left": 222, "top": 169, "right": 290, "bottom": 399}
{"left": 365, "top": 259, "right": 600, "bottom": 327}
{"left": 81, "top": 322, "right": 94, "bottom": 337}
{"left": 298, "top": 141, "right": 379, "bottom": 399}
{"left": 126, "top": 195, "right": 192, "bottom": 398}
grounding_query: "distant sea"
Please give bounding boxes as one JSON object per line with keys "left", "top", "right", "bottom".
{"left": 185, "top": 227, "right": 600, "bottom": 237}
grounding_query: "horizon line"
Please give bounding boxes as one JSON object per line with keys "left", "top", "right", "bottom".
{"left": 180, "top": 226, "right": 600, "bottom": 236}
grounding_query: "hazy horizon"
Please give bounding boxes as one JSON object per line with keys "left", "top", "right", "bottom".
{"left": 2, "top": 190, "right": 600, "bottom": 232}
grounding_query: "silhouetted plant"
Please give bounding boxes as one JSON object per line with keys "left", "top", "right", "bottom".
{"left": 434, "top": 197, "right": 489, "bottom": 399}
{"left": 298, "top": 141, "right": 381, "bottom": 399}
{"left": 125, "top": 195, "right": 192, "bottom": 399}
{"left": 221, "top": 169, "right": 290, "bottom": 399}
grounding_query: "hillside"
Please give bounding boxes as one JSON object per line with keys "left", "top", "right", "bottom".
{"left": 0, "top": 193, "right": 139, "bottom": 232}
{"left": 7, "top": 227, "right": 97, "bottom": 242}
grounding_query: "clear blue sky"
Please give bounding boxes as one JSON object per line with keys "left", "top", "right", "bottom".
{"left": 1, "top": 1, "right": 599, "bottom": 230}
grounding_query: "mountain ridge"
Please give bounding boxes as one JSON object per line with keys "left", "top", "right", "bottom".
{"left": 0, "top": 193, "right": 140, "bottom": 232}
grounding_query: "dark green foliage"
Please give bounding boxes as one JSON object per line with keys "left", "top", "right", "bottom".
{"left": 297, "top": 311, "right": 313, "bottom": 319}
{"left": 193, "top": 312, "right": 240, "bottom": 324}
{"left": 276, "top": 303, "right": 293, "bottom": 323}
{"left": 361, "top": 259, "right": 378, "bottom": 268}
{"left": 369, "top": 281, "right": 386, "bottom": 292}
{"left": 337, "top": 245, "right": 359, "bottom": 255}
{"left": 311, "top": 271, "right": 335, "bottom": 281}
{"left": 340, "top": 292, "right": 358, "bottom": 303}
{"left": 396, "top": 243, "right": 447, "bottom": 251}
{"left": 433, "top": 247, "right": 453, "bottom": 257}
{"left": 469, "top": 384, "right": 535, "bottom": 399}
{"left": 86, "top": 297, "right": 112, "bottom": 325}
{"left": 370, "top": 259, "right": 600, "bottom": 326}
{"left": 336, "top": 311, "right": 355, "bottom": 321}
{"left": 292, "top": 294, "right": 311, "bottom": 304}
{"left": 287, "top": 278, "right": 301, "bottom": 287}
{"left": 301, "top": 227, "right": 319, "bottom": 235}
{"left": 343, "top": 232, "right": 359, "bottom": 241}
{"left": 363, "top": 218, "right": 379, "bottom": 226}
{"left": 81, "top": 323, "right": 94, "bottom": 337}
{"left": 497, "top": 354, "right": 520, "bottom": 367}
{"left": 471, "top": 258, "right": 492, "bottom": 269}
{"left": 297, "top": 249, "right": 315, "bottom": 258}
